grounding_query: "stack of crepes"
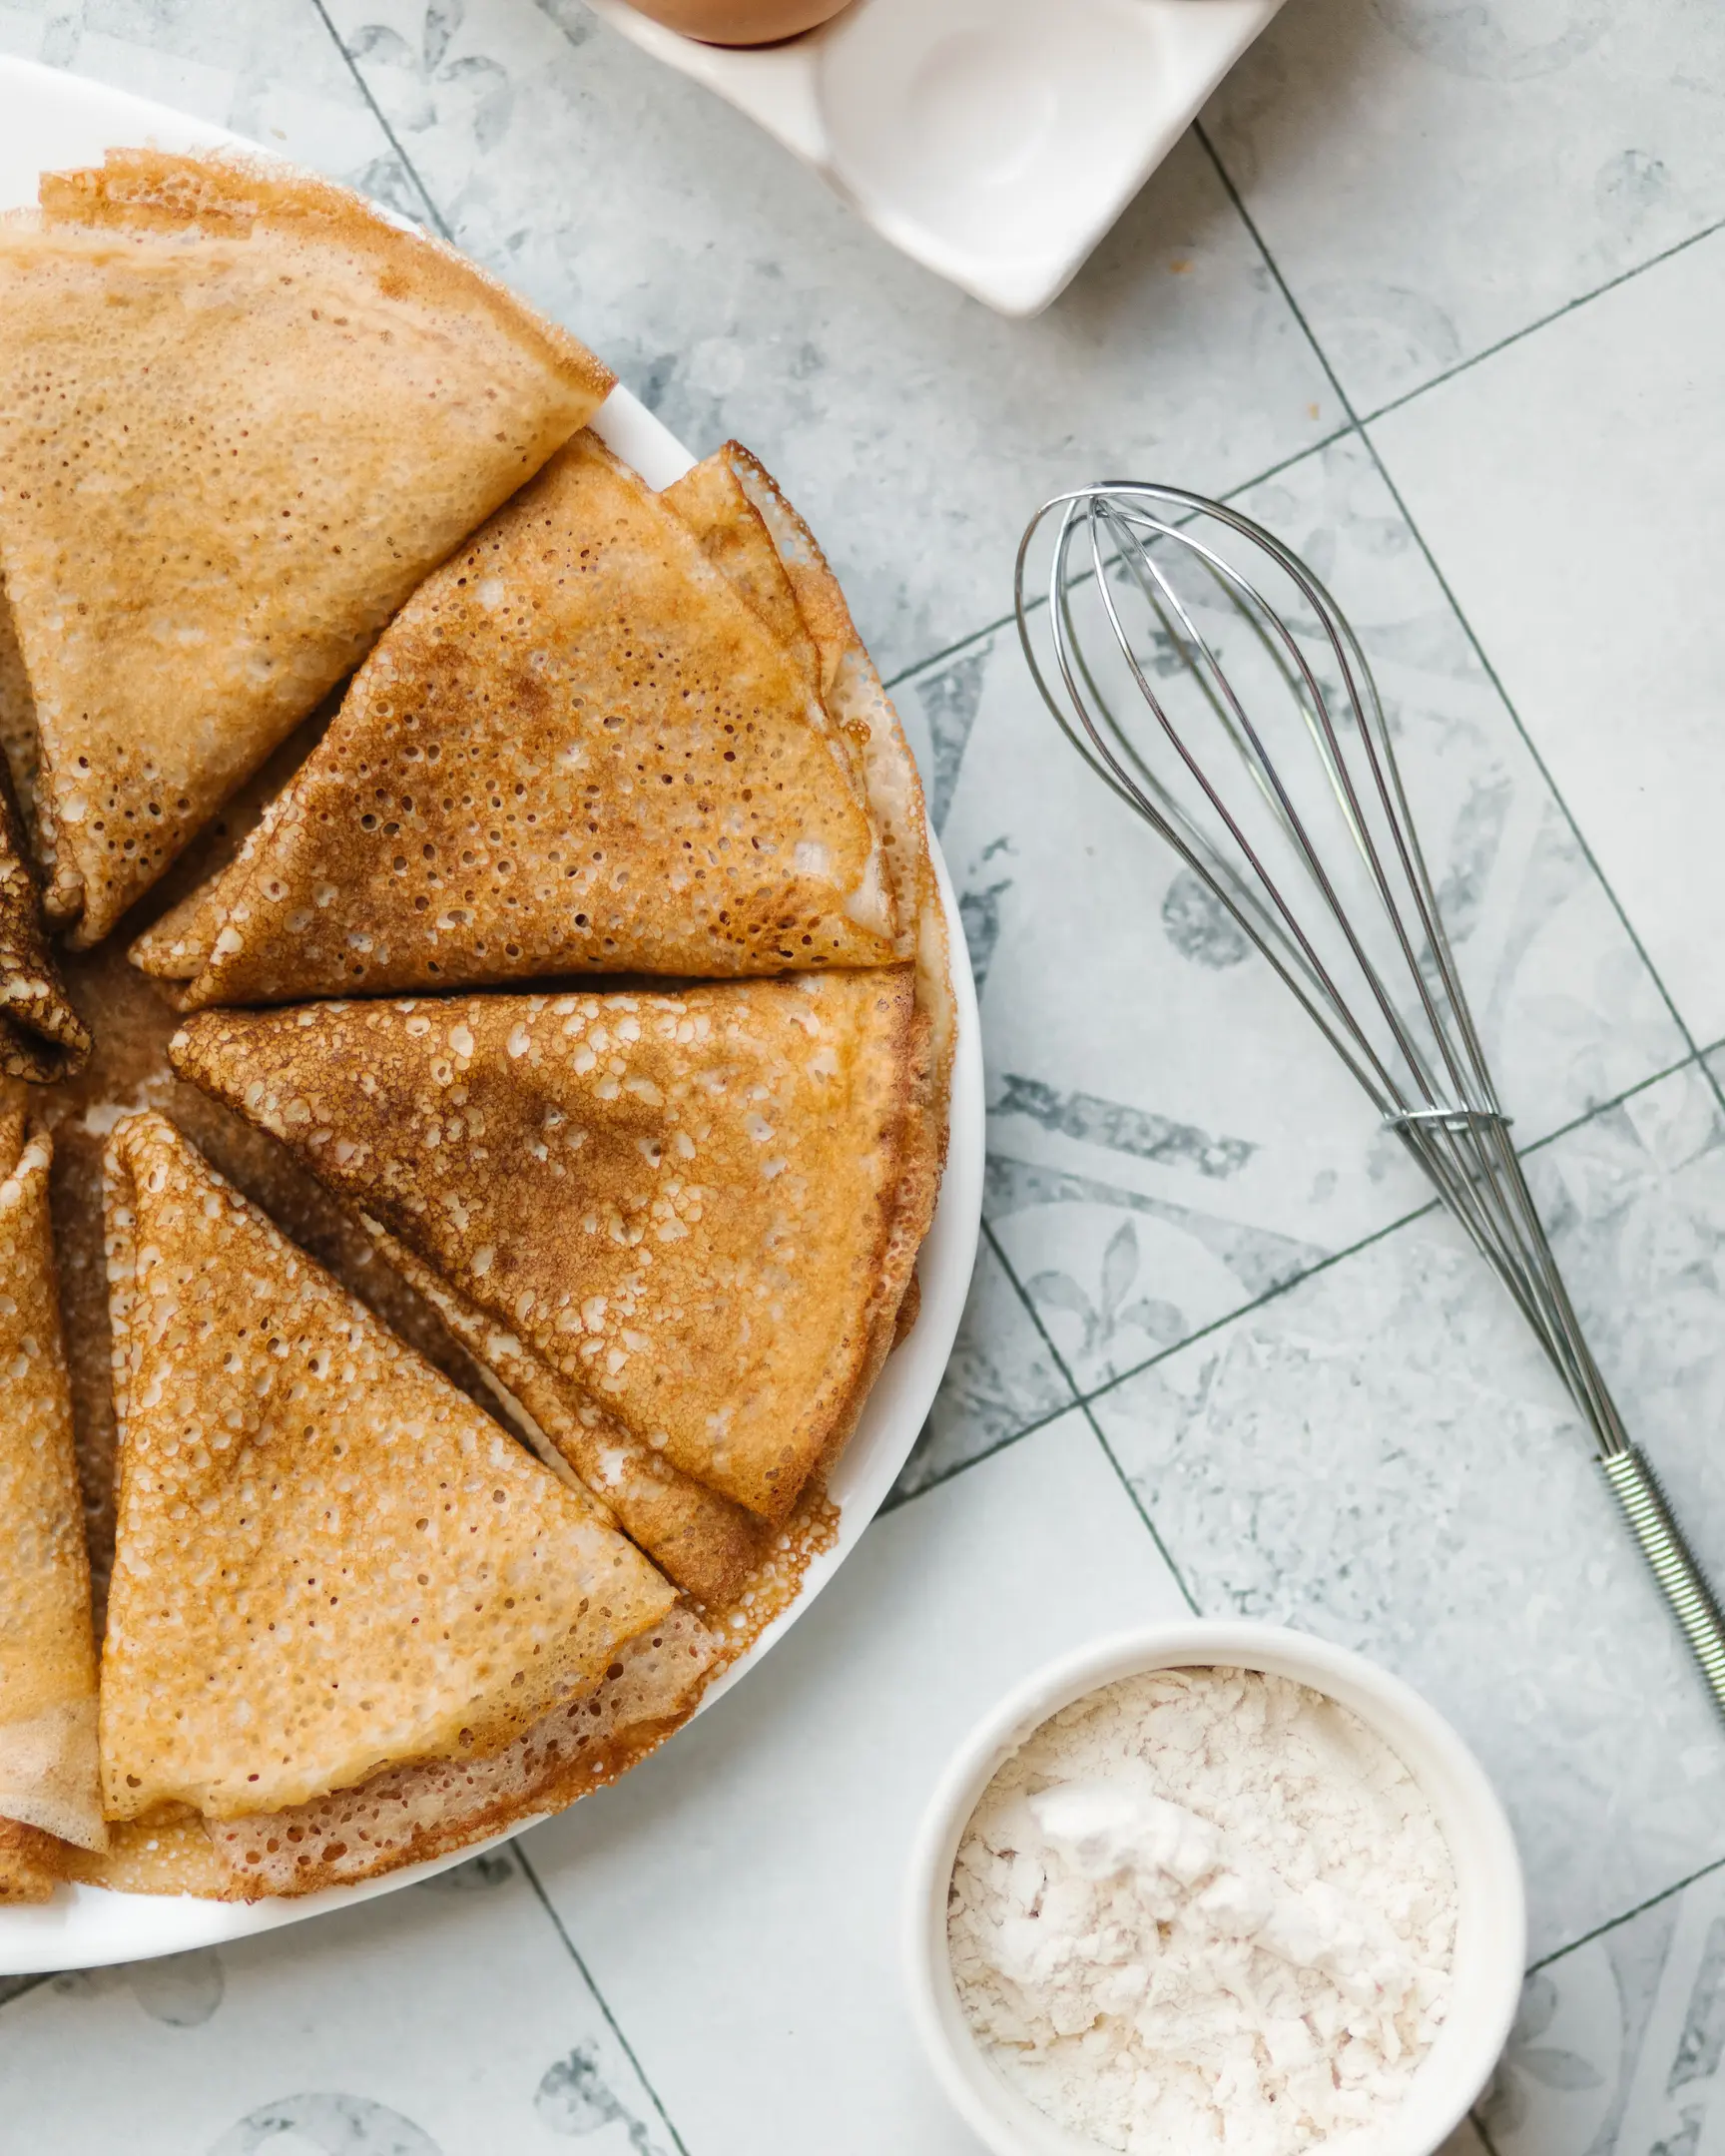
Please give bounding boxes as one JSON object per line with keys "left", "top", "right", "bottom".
{"left": 0, "top": 149, "right": 950, "bottom": 1898}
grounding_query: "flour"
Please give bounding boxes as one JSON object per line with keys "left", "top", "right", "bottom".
{"left": 946, "top": 1667, "right": 1455, "bottom": 2155}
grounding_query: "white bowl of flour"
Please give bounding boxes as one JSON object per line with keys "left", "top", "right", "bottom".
{"left": 903, "top": 1623, "right": 1523, "bottom": 2156}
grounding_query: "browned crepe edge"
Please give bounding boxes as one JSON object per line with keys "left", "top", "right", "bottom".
{"left": 40, "top": 149, "right": 613, "bottom": 410}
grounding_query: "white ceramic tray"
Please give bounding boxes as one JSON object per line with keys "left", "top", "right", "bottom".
{"left": 0, "top": 55, "right": 984, "bottom": 1973}
{"left": 586, "top": 0, "right": 1286, "bottom": 315}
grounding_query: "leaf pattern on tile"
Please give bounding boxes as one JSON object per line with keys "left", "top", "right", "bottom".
{"left": 348, "top": 3, "right": 513, "bottom": 149}
{"left": 987, "top": 1152, "right": 1321, "bottom": 1389}
{"left": 1024, "top": 1219, "right": 1180, "bottom": 1375}
{"left": 535, "top": 2045, "right": 664, "bottom": 2148}
{"left": 892, "top": 1236, "right": 1072, "bottom": 1499}
{"left": 208, "top": 2092, "right": 441, "bottom": 2154}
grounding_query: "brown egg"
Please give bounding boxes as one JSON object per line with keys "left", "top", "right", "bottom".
{"left": 619, "top": 0, "right": 854, "bottom": 46}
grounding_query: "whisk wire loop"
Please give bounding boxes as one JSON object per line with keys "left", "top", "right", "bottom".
{"left": 1017, "top": 480, "right": 1725, "bottom": 1715}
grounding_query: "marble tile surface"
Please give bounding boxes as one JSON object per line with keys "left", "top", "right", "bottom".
{"left": 1478, "top": 1860, "right": 1725, "bottom": 2156}
{"left": 525, "top": 1412, "right": 1192, "bottom": 2156}
{"left": 318, "top": 0, "right": 1342, "bottom": 678}
{"left": 1206, "top": 0, "right": 1725, "bottom": 413}
{"left": 890, "top": 1232, "right": 1074, "bottom": 1502}
{"left": 9, "top": 2, "right": 1725, "bottom": 2149}
{"left": 0, "top": 1846, "right": 679, "bottom": 2152}
{"left": 0, "top": 0, "right": 434, "bottom": 215}
{"left": 1091, "top": 1061, "right": 1725, "bottom": 1962}
{"left": 914, "top": 428, "right": 1684, "bottom": 1391}
{"left": 1371, "top": 224, "right": 1725, "bottom": 1051}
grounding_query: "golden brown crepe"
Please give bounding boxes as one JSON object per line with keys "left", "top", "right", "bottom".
{"left": 662, "top": 453, "right": 824, "bottom": 697}
{"left": 0, "top": 580, "right": 39, "bottom": 847}
{"left": 0, "top": 1104, "right": 105, "bottom": 1900}
{"left": 360, "top": 1218, "right": 768, "bottom": 1607}
{"left": 141, "top": 430, "right": 901, "bottom": 1006}
{"left": 209, "top": 1602, "right": 716, "bottom": 1896}
{"left": 171, "top": 971, "right": 934, "bottom": 1520}
{"left": 0, "top": 765, "right": 90, "bottom": 1082}
{"left": 0, "top": 147, "right": 611, "bottom": 947}
{"left": 99, "top": 1111, "right": 676, "bottom": 1825}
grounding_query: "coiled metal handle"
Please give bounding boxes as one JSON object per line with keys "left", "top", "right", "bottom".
{"left": 1601, "top": 1448, "right": 1725, "bottom": 1719}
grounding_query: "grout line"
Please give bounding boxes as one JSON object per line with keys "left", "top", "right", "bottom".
{"left": 1194, "top": 120, "right": 1708, "bottom": 1085}
{"left": 891, "top": 1045, "right": 1701, "bottom": 1519}
{"left": 1470, "top": 2108, "right": 1505, "bottom": 2156}
{"left": 880, "top": 425, "right": 1357, "bottom": 695}
{"left": 1358, "top": 431, "right": 1709, "bottom": 1071}
{"left": 978, "top": 1225, "right": 1202, "bottom": 1611}
{"left": 1525, "top": 1847, "right": 1725, "bottom": 1974}
{"left": 1073, "top": 1043, "right": 1699, "bottom": 1412}
{"left": 1081, "top": 1400, "right": 1201, "bottom": 1616}
{"left": 515, "top": 1847, "right": 694, "bottom": 2156}
{"left": 880, "top": 1396, "right": 1080, "bottom": 1512}
{"left": 1360, "top": 210, "right": 1725, "bottom": 428}
{"left": 305, "top": 0, "right": 455, "bottom": 244}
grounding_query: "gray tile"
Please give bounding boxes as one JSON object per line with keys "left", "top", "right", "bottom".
{"left": 1477, "top": 1861, "right": 1725, "bottom": 2156}
{"left": 1206, "top": 0, "right": 1725, "bottom": 411}
{"left": 525, "top": 1412, "right": 1190, "bottom": 2156}
{"left": 321, "top": 0, "right": 1340, "bottom": 678}
{"left": 891, "top": 1232, "right": 1073, "bottom": 1500}
{"left": 1370, "top": 223, "right": 1725, "bottom": 1050}
{"left": 0, "top": 0, "right": 434, "bottom": 212}
{"left": 1091, "top": 1062, "right": 1725, "bottom": 1961}
{"left": 914, "top": 429, "right": 1684, "bottom": 1391}
{"left": 0, "top": 1847, "right": 679, "bottom": 2151}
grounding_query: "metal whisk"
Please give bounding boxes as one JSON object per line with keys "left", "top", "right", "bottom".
{"left": 1015, "top": 481, "right": 1725, "bottom": 1719}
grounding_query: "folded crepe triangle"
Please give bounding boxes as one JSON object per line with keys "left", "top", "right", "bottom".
{"left": 0, "top": 1104, "right": 105, "bottom": 1900}
{"left": 99, "top": 1112, "right": 677, "bottom": 1827}
{"left": 138, "top": 429, "right": 901, "bottom": 1006}
{"left": 669, "top": 443, "right": 955, "bottom": 1138}
{"left": 0, "top": 147, "right": 611, "bottom": 946}
{"left": 360, "top": 1217, "right": 771, "bottom": 1609}
{"left": 172, "top": 969, "right": 937, "bottom": 1521}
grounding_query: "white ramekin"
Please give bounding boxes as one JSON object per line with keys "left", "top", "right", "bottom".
{"left": 903, "top": 1621, "right": 1525, "bottom": 2156}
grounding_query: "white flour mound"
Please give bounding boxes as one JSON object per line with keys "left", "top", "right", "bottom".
{"left": 947, "top": 1666, "right": 1456, "bottom": 2156}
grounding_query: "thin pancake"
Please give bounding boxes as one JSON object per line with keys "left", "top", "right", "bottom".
{"left": 100, "top": 1112, "right": 675, "bottom": 1823}
{"left": 210, "top": 1602, "right": 718, "bottom": 1897}
{"left": 171, "top": 973, "right": 924, "bottom": 1519}
{"left": 362, "top": 1218, "right": 768, "bottom": 1607}
{"left": 0, "top": 766, "right": 89, "bottom": 1082}
{"left": 151, "top": 430, "right": 899, "bottom": 1007}
{"left": 671, "top": 445, "right": 953, "bottom": 1179}
{"left": 0, "top": 1105, "right": 105, "bottom": 1900}
{"left": 0, "top": 148, "right": 610, "bottom": 946}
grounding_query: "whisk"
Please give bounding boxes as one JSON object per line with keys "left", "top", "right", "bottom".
{"left": 1014, "top": 481, "right": 1725, "bottom": 1719}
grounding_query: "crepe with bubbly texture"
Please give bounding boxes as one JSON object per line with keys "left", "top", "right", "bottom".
{"left": 668, "top": 443, "right": 954, "bottom": 1178}
{"left": 171, "top": 971, "right": 935, "bottom": 1520}
{"left": 0, "top": 147, "right": 611, "bottom": 947}
{"left": 358, "top": 1218, "right": 768, "bottom": 1607}
{"left": 137, "top": 430, "right": 900, "bottom": 1005}
{"left": 0, "top": 767, "right": 89, "bottom": 1082}
{"left": 0, "top": 1105, "right": 105, "bottom": 1900}
{"left": 99, "top": 1112, "right": 676, "bottom": 1825}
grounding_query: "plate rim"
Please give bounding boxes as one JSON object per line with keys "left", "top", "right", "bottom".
{"left": 0, "top": 54, "right": 983, "bottom": 1972}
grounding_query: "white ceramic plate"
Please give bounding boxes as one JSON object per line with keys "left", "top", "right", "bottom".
{"left": 0, "top": 56, "right": 984, "bottom": 1974}
{"left": 585, "top": 0, "right": 1287, "bottom": 316}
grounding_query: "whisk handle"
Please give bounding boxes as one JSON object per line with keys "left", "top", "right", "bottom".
{"left": 1601, "top": 1448, "right": 1725, "bottom": 1719}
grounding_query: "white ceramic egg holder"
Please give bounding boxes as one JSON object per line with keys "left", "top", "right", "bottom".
{"left": 585, "top": 0, "right": 1286, "bottom": 316}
